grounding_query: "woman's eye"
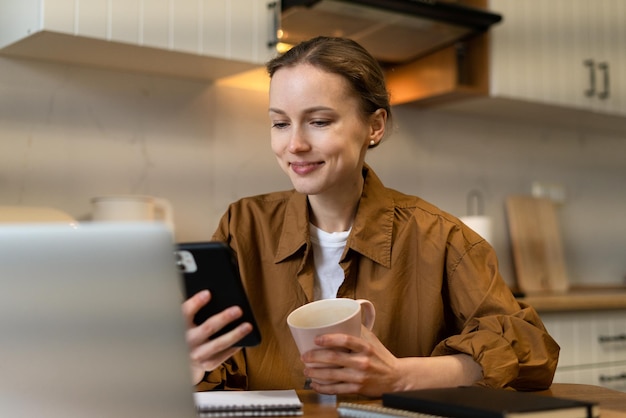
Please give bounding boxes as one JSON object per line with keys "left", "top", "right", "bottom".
{"left": 272, "top": 122, "right": 289, "bottom": 129}
{"left": 311, "top": 120, "right": 331, "bottom": 127}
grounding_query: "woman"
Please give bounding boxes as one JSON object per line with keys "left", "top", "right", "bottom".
{"left": 183, "top": 36, "right": 559, "bottom": 397}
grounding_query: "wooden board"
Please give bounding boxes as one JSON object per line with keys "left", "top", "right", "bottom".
{"left": 505, "top": 196, "right": 569, "bottom": 294}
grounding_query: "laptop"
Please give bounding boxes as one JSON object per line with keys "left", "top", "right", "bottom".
{"left": 0, "top": 222, "right": 197, "bottom": 418}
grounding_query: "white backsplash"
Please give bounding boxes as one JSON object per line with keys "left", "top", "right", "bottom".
{"left": 1, "top": 56, "right": 625, "bottom": 287}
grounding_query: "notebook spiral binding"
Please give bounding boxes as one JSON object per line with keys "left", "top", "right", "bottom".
{"left": 338, "top": 402, "right": 443, "bottom": 418}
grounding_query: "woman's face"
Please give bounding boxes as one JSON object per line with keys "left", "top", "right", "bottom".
{"left": 269, "top": 63, "right": 385, "bottom": 198}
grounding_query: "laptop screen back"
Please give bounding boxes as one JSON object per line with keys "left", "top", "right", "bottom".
{"left": 0, "top": 222, "right": 196, "bottom": 418}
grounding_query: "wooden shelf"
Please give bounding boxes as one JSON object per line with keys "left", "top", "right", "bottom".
{"left": 520, "top": 285, "right": 626, "bottom": 313}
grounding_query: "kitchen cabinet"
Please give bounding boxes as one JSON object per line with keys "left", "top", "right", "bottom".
{"left": 488, "top": 0, "right": 626, "bottom": 118}
{"left": 540, "top": 309, "right": 626, "bottom": 392}
{"left": 0, "top": 0, "right": 280, "bottom": 81}
{"left": 388, "top": 0, "right": 626, "bottom": 133}
{"left": 554, "top": 364, "right": 626, "bottom": 393}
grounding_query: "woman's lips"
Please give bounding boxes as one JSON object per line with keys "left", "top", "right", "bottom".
{"left": 290, "top": 161, "right": 323, "bottom": 175}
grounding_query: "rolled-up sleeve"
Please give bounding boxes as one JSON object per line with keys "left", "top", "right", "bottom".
{"left": 195, "top": 352, "right": 248, "bottom": 391}
{"left": 432, "top": 237, "right": 560, "bottom": 390}
{"left": 433, "top": 303, "right": 559, "bottom": 390}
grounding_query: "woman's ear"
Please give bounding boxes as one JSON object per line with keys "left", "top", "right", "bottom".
{"left": 369, "top": 108, "right": 387, "bottom": 143}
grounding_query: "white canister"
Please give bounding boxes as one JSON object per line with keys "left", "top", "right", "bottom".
{"left": 91, "top": 195, "right": 174, "bottom": 232}
{"left": 461, "top": 190, "right": 492, "bottom": 244}
{"left": 460, "top": 215, "right": 493, "bottom": 245}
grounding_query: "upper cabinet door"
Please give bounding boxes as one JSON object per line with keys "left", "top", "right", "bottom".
{"left": 201, "top": 0, "right": 279, "bottom": 64}
{"left": 489, "top": 0, "right": 626, "bottom": 117}
{"left": 489, "top": 0, "right": 587, "bottom": 110}
{"left": 228, "top": 0, "right": 273, "bottom": 63}
{"left": 588, "top": 0, "right": 626, "bottom": 115}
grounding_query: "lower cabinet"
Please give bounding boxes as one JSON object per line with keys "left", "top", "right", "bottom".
{"left": 554, "top": 363, "right": 626, "bottom": 393}
{"left": 539, "top": 309, "right": 626, "bottom": 392}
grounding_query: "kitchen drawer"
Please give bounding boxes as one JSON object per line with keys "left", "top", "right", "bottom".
{"left": 553, "top": 362, "right": 626, "bottom": 393}
{"left": 540, "top": 310, "right": 626, "bottom": 368}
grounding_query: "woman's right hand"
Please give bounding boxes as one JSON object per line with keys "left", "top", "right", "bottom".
{"left": 182, "top": 290, "right": 253, "bottom": 385}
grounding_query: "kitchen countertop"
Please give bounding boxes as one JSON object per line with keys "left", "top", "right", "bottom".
{"left": 518, "top": 285, "right": 626, "bottom": 312}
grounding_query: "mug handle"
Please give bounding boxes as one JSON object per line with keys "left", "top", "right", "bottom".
{"left": 356, "top": 299, "right": 376, "bottom": 330}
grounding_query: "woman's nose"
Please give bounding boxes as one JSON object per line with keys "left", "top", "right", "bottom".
{"left": 288, "top": 128, "right": 311, "bottom": 153}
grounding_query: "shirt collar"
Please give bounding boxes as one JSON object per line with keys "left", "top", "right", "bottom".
{"left": 274, "top": 191, "right": 309, "bottom": 263}
{"left": 274, "top": 164, "right": 393, "bottom": 268}
{"left": 349, "top": 164, "right": 393, "bottom": 268}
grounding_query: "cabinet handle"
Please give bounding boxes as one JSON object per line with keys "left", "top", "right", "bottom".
{"left": 267, "top": 2, "right": 280, "bottom": 48}
{"left": 597, "top": 62, "right": 610, "bottom": 100}
{"left": 584, "top": 59, "right": 595, "bottom": 97}
{"left": 598, "top": 334, "right": 626, "bottom": 343}
{"left": 599, "top": 373, "right": 626, "bottom": 383}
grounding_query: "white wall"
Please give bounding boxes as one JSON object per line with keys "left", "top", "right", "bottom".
{"left": 1, "top": 56, "right": 625, "bottom": 287}
{"left": 370, "top": 106, "right": 626, "bottom": 288}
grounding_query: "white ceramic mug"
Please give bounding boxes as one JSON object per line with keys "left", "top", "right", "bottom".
{"left": 91, "top": 195, "right": 174, "bottom": 232}
{"left": 287, "top": 298, "right": 376, "bottom": 358}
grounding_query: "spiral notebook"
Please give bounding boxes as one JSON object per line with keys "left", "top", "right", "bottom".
{"left": 194, "top": 390, "right": 303, "bottom": 417}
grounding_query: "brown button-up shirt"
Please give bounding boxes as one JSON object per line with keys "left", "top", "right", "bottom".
{"left": 199, "top": 165, "right": 559, "bottom": 391}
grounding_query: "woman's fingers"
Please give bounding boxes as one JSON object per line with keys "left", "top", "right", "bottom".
{"left": 182, "top": 290, "right": 210, "bottom": 327}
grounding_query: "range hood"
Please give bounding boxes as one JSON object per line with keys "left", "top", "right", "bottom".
{"left": 280, "top": 0, "right": 502, "bottom": 64}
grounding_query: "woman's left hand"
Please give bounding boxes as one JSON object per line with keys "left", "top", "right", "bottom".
{"left": 301, "top": 327, "right": 483, "bottom": 397}
{"left": 301, "top": 326, "right": 403, "bottom": 397}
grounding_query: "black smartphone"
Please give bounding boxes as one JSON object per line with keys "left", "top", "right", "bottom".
{"left": 175, "top": 241, "right": 261, "bottom": 347}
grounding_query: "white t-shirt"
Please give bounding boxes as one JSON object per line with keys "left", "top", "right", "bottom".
{"left": 309, "top": 223, "right": 350, "bottom": 300}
